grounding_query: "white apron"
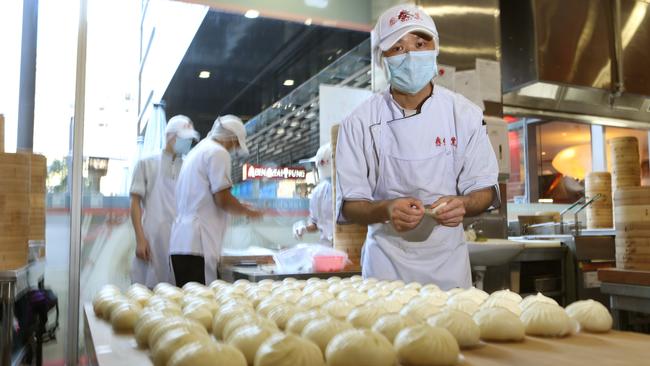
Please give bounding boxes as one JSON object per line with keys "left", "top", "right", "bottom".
{"left": 130, "top": 156, "right": 176, "bottom": 288}
{"left": 361, "top": 93, "right": 472, "bottom": 289}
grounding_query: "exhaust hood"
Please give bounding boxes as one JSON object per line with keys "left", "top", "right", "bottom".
{"left": 501, "top": 0, "right": 650, "bottom": 123}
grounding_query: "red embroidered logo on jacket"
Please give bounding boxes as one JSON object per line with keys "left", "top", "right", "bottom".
{"left": 389, "top": 9, "right": 421, "bottom": 26}
{"left": 435, "top": 137, "right": 442, "bottom": 146}
{"left": 451, "top": 137, "right": 457, "bottom": 147}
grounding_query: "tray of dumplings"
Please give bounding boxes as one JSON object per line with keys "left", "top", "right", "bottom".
{"left": 86, "top": 277, "right": 650, "bottom": 366}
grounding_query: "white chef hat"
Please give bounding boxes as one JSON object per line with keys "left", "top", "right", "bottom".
{"left": 165, "top": 115, "right": 200, "bottom": 142}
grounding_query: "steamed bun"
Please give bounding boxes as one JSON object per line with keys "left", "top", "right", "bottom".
{"left": 169, "top": 339, "right": 247, "bottom": 366}
{"left": 325, "top": 329, "right": 397, "bottom": 366}
{"left": 301, "top": 317, "right": 354, "bottom": 354}
{"left": 371, "top": 313, "right": 417, "bottom": 344}
{"left": 565, "top": 299, "right": 612, "bottom": 333}
{"left": 473, "top": 307, "right": 524, "bottom": 342}
{"left": 394, "top": 325, "right": 459, "bottom": 366}
{"left": 228, "top": 324, "right": 280, "bottom": 366}
{"left": 427, "top": 309, "right": 480, "bottom": 348}
{"left": 520, "top": 302, "right": 572, "bottom": 337}
{"left": 254, "top": 333, "right": 325, "bottom": 366}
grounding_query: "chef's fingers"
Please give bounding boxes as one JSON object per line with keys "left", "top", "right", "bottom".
{"left": 436, "top": 207, "right": 466, "bottom": 222}
{"left": 393, "top": 208, "right": 424, "bottom": 224}
{"left": 434, "top": 199, "right": 464, "bottom": 216}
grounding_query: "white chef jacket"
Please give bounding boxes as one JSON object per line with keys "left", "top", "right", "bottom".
{"left": 308, "top": 178, "right": 334, "bottom": 246}
{"left": 335, "top": 84, "right": 499, "bottom": 289}
{"left": 169, "top": 139, "right": 232, "bottom": 284}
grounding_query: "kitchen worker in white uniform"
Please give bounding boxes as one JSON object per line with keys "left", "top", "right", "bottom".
{"left": 293, "top": 143, "right": 334, "bottom": 246}
{"left": 169, "top": 115, "right": 263, "bottom": 286}
{"left": 130, "top": 115, "right": 199, "bottom": 288}
{"left": 336, "top": 5, "right": 499, "bottom": 290}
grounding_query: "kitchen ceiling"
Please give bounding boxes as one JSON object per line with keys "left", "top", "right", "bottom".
{"left": 162, "top": 9, "right": 368, "bottom": 138}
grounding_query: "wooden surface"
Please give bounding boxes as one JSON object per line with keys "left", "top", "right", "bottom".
{"left": 598, "top": 267, "right": 650, "bottom": 286}
{"left": 85, "top": 304, "right": 650, "bottom": 366}
{"left": 0, "top": 114, "right": 4, "bottom": 152}
{"left": 29, "top": 154, "right": 47, "bottom": 241}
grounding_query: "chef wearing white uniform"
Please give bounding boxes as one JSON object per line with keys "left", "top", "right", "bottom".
{"left": 336, "top": 5, "right": 499, "bottom": 290}
{"left": 293, "top": 143, "right": 334, "bottom": 246}
{"left": 130, "top": 115, "right": 199, "bottom": 288}
{"left": 169, "top": 115, "right": 263, "bottom": 286}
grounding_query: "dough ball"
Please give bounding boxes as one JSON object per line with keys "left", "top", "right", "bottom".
{"left": 369, "top": 298, "right": 403, "bottom": 314}
{"left": 349, "top": 275, "right": 364, "bottom": 283}
{"left": 446, "top": 288, "right": 464, "bottom": 297}
{"left": 248, "top": 290, "right": 272, "bottom": 308}
{"left": 151, "top": 327, "right": 210, "bottom": 366}
{"left": 92, "top": 292, "right": 119, "bottom": 317}
{"left": 103, "top": 296, "right": 138, "bottom": 320}
{"left": 268, "top": 303, "right": 301, "bottom": 330}
{"left": 328, "top": 283, "right": 353, "bottom": 296}
{"left": 404, "top": 282, "right": 423, "bottom": 291}
{"left": 212, "top": 305, "right": 256, "bottom": 339}
{"left": 297, "top": 293, "right": 331, "bottom": 309}
{"left": 489, "top": 289, "right": 522, "bottom": 304}
{"left": 394, "top": 325, "right": 460, "bottom": 366}
{"left": 565, "top": 299, "right": 612, "bottom": 333}
{"left": 427, "top": 309, "right": 480, "bottom": 348}
{"left": 446, "top": 297, "right": 480, "bottom": 316}
{"left": 420, "top": 283, "right": 441, "bottom": 294}
{"left": 271, "top": 289, "right": 302, "bottom": 304}
{"left": 473, "top": 307, "right": 524, "bottom": 342}
{"left": 367, "top": 288, "right": 391, "bottom": 300}
{"left": 519, "top": 293, "right": 558, "bottom": 311}
{"left": 337, "top": 290, "right": 369, "bottom": 307}
{"left": 182, "top": 302, "right": 213, "bottom": 332}
{"left": 169, "top": 339, "right": 247, "bottom": 366}
{"left": 228, "top": 324, "right": 280, "bottom": 366}
{"left": 286, "top": 310, "right": 328, "bottom": 335}
{"left": 321, "top": 300, "right": 354, "bottom": 320}
{"left": 392, "top": 289, "right": 421, "bottom": 303}
{"left": 301, "top": 317, "right": 354, "bottom": 353}
{"left": 257, "top": 298, "right": 284, "bottom": 317}
{"left": 110, "top": 302, "right": 142, "bottom": 333}
{"left": 304, "top": 281, "right": 330, "bottom": 295}
{"left": 97, "top": 284, "right": 121, "bottom": 296}
{"left": 185, "top": 285, "right": 215, "bottom": 300}
{"left": 371, "top": 313, "right": 417, "bottom": 343}
{"left": 520, "top": 302, "right": 572, "bottom": 337}
{"left": 480, "top": 297, "right": 522, "bottom": 316}
{"left": 155, "top": 285, "right": 184, "bottom": 304}
{"left": 223, "top": 314, "right": 278, "bottom": 342}
{"left": 254, "top": 333, "right": 325, "bottom": 366}
{"left": 325, "top": 329, "right": 397, "bottom": 366}
{"left": 450, "top": 288, "right": 488, "bottom": 305}
{"left": 347, "top": 304, "right": 389, "bottom": 329}
{"left": 327, "top": 276, "right": 342, "bottom": 284}
{"left": 134, "top": 311, "right": 167, "bottom": 348}
{"left": 399, "top": 301, "right": 443, "bottom": 322}
{"left": 148, "top": 317, "right": 208, "bottom": 349}
{"left": 412, "top": 292, "right": 448, "bottom": 308}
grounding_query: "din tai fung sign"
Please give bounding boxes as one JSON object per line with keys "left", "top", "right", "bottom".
{"left": 242, "top": 163, "right": 307, "bottom": 180}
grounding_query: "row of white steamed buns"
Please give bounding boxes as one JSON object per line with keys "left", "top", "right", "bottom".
{"left": 92, "top": 275, "right": 613, "bottom": 366}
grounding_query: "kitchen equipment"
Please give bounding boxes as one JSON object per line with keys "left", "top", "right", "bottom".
{"left": 585, "top": 172, "right": 613, "bottom": 229}
{"left": 609, "top": 137, "right": 641, "bottom": 191}
{"left": 614, "top": 187, "right": 650, "bottom": 270}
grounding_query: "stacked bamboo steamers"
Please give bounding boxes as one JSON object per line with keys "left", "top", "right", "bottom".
{"left": 606, "top": 137, "right": 650, "bottom": 270}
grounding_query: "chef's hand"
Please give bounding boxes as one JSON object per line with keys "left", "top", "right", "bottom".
{"left": 431, "top": 196, "right": 466, "bottom": 227}
{"left": 293, "top": 220, "right": 307, "bottom": 239}
{"left": 387, "top": 197, "right": 425, "bottom": 232}
{"left": 135, "top": 238, "right": 151, "bottom": 261}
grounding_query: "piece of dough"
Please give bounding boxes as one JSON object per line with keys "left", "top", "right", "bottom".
{"left": 148, "top": 317, "right": 208, "bottom": 349}
{"left": 301, "top": 317, "right": 354, "bottom": 353}
{"left": 520, "top": 302, "right": 572, "bottom": 337}
{"left": 92, "top": 292, "right": 119, "bottom": 317}
{"left": 169, "top": 339, "right": 247, "bottom": 366}
{"left": 399, "top": 301, "right": 443, "bottom": 322}
{"left": 182, "top": 302, "right": 213, "bottom": 332}
{"left": 565, "top": 299, "right": 612, "bottom": 333}
{"left": 394, "top": 325, "right": 459, "bottom": 366}
{"left": 450, "top": 288, "right": 488, "bottom": 305}
{"left": 480, "top": 297, "right": 522, "bottom": 316}
{"left": 371, "top": 313, "right": 417, "bottom": 343}
{"left": 367, "top": 288, "right": 391, "bottom": 300}
{"left": 410, "top": 293, "right": 448, "bottom": 308}
{"left": 427, "top": 309, "right": 480, "bottom": 348}
{"left": 254, "top": 333, "right": 325, "bottom": 366}
{"left": 488, "top": 289, "right": 522, "bottom": 304}
{"left": 519, "top": 293, "right": 558, "bottom": 310}
{"left": 325, "top": 329, "right": 397, "bottom": 366}
{"left": 151, "top": 327, "right": 210, "bottom": 366}
{"left": 110, "top": 302, "right": 142, "bottom": 333}
{"left": 267, "top": 303, "right": 300, "bottom": 330}
{"left": 223, "top": 314, "right": 278, "bottom": 343}
{"left": 473, "top": 307, "right": 525, "bottom": 342}
{"left": 337, "top": 290, "right": 369, "bottom": 307}
{"left": 297, "top": 293, "right": 331, "bottom": 309}
{"left": 134, "top": 311, "right": 167, "bottom": 348}
{"left": 212, "top": 305, "right": 256, "bottom": 339}
{"left": 256, "top": 298, "right": 284, "bottom": 317}
{"left": 228, "top": 324, "right": 279, "bottom": 366}
{"left": 347, "top": 304, "right": 389, "bottom": 329}
{"left": 321, "top": 300, "right": 354, "bottom": 320}
{"left": 286, "top": 310, "right": 328, "bottom": 335}
{"left": 446, "top": 297, "right": 480, "bottom": 316}
{"left": 420, "top": 283, "right": 441, "bottom": 294}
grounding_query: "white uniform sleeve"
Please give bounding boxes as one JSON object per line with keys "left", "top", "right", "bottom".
{"left": 129, "top": 159, "right": 147, "bottom": 198}
{"left": 335, "top": 116, "right": 375, "bottom": 223}
{"left": 455, "top": 100, "right": 500, "bottom": 208}
{"left": 206, "top": 148, "right": 233, "bottom": 194}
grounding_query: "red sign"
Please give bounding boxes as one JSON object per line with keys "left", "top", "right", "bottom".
{"left": 242, "top": 164, "right": 307, "bottom": 180}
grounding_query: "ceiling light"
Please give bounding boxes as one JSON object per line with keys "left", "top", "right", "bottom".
{"left": 245, "top": 9, "right": 260, "bottom": 18}
{"left": 198, "top": 71, "right": 210, "bottom": 79}
{"left": 283, "top": 79, "right": 295, "bottom": 86}
{"left": 304, "top": 18, "right": 313, "bottom": 26}
{"left": 541, "top": 151, "right": 546, "bottom": 156}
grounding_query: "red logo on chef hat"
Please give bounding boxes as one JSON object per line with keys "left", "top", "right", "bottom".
{"left": 389, "top": 9, "right": 421, "bottom": 26}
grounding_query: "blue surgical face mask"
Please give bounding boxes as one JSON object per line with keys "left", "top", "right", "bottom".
{"left": 383, "top": 50, "right": 438, "bottom": 94}
{"left": 173, "top": 137, "right": 193, "bottom": 155}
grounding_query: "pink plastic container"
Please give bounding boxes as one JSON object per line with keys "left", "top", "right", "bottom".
{"left": 313, "top": 255, "right": 346, "bottom": 272}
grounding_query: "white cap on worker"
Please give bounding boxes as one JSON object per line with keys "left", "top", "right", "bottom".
{"left": 165, "top": 115, "right": 200, "bottom": 141}
{"left": 372, "top": 4, "right": 439, "bottom": 52}
{"left": 209, "top": 114, "right": 249, "bottom": 157}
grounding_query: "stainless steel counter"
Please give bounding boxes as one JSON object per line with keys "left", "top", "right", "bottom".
{"left": 0, "top": 260, "right": 46, "bottom": 366}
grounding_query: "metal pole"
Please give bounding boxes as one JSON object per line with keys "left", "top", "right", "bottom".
{"left": 66, "top": 0, "right": 88, "bottom": 364}
{"left": 17, "top": 0, "right": 39, "bottom": 152}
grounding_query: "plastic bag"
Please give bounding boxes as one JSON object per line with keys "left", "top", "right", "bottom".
{"left": 273, "top": 244, "right": 349, "bottom": 273}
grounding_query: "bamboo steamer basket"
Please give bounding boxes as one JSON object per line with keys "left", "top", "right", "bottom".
{"left": 585, "top": 172, "right": 613, "bottom": 228}
{"left": 0, "top": 152, "right": 30, "bottom": 270}
{"left": 29, "top": 154, "right": 47, "bottom": 241}
{"left": 614, "top": 187, "right": 650, "bottom": 270}
{"left": 609, "top": 137, "right": 641, "bottom": 190}
{"left": 331, "top": 124, "right": 366, "bottom": 270}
